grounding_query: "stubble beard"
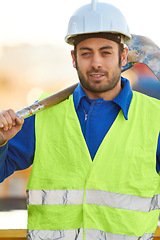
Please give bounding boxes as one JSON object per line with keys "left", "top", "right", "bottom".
{"left": 76, "top": 64, "right": 122, "bottom": 94}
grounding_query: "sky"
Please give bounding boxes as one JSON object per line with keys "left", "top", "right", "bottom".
{"left": 0, "top": 0, "right": 159, "bottom": 49}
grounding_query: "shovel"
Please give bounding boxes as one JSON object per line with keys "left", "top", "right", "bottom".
{"left": 15, "top": 34, "right": 160, "bottom": 119}
{"left": 125, "top": 34, "right": 160, "bottom": 79}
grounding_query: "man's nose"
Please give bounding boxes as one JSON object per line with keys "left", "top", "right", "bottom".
{"left": 91, "top": 53, "right": 102, "bottom": 69}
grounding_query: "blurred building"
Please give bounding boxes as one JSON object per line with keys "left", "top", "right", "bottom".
{"left": 0, "top": 44, "right": 77, "bottom": 110}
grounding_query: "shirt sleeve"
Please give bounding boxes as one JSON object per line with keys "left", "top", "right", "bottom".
{"left": 0, "top": 115, "right": 35, "bottom": 183}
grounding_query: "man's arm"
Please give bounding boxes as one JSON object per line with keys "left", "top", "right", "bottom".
{"left": 0, "top": 111, "right": 35, "bottom": 182}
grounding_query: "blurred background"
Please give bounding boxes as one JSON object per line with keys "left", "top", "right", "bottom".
{"left": 0, "top": 0, "right": 160, "bottom": 231}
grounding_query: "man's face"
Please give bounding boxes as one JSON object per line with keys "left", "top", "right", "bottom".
{"left": 71, "top": 38, "right": 128, "bottom": 100}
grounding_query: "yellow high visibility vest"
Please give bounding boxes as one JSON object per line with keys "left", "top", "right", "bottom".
{"left": 27, "top": 91, "right": 160, "bottom": 240}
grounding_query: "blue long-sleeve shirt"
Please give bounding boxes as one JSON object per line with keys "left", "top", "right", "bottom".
{"left": 0, "top": 77, "right": 160, "bottom": 182}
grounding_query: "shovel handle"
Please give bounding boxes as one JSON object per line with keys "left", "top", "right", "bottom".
{"left": 16, "top": 83, "right": 78, "bottom": 119}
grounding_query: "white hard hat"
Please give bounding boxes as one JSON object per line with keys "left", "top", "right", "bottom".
{"left": 65, "top": 0, "right": 131, "bottom": 45}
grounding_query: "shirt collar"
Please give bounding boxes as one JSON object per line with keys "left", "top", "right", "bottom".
{"left": 73, "top": 76, "right": 133, "bottom": 120}
{"left": 113, "top": 77, "right": 133, "bottom": 120}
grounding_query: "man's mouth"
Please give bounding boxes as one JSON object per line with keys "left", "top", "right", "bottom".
{"left": 89, "top": 73, "right": 105, "bottom": 80}
{"left": 87, "top": 69, "right": 107, "bottom": 79}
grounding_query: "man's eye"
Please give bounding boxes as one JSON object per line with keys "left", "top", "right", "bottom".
{"left": 102, "top": 51, "right": 111, "bottom": 55}
{"left": 81, "top": 52, "right": 90, "bottom": 56}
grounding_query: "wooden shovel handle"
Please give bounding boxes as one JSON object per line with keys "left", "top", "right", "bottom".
{"left": 16, "top": 83, "right": 78, "bottom": 119}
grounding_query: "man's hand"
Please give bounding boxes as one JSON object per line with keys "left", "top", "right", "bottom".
{"left": 0, "top": 109, "right": 24, "bottom": 146}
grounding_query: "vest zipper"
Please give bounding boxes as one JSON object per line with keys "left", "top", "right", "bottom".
{"left": 82, "top": 100, "right": 95, "bottom": 123}
{"left": 85, "top": 113, "right": 88, "bottom": 122}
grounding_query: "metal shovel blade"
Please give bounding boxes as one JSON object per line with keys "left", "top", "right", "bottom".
{"left": 124, "top": 34, "right": 160, "bottom": 81}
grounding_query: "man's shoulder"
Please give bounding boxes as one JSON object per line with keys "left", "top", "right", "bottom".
{"left": 133, "top": 90, "right": 160, "bottom": 102}
{"left": 133, "top": 90, "right": 160, "bottom": 113}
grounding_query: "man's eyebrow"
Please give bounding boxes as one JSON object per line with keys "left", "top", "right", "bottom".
{"left": 99, "top": 46, "right": 113, "bottom": 50}
{"left": 78, "top": 46, "right": 113, "bottom": 51}
{"left": 79, "top": 47, "right": 92, "bottom": 51}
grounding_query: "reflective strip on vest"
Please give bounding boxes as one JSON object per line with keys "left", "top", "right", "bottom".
{"left": 85, "top": 229, "right": 154, "bottom": 240}
{"left": 27, "top": 189, "right": 160, "bottom": 212}
{"left": 85, "top": 189, "right": 160, "bottom": 212}
{"left": 27, "top": 228, "right": 83, "bottom": 240}
{"left": 26, "top": 189, "right": 84, "bottom": 205}
{"left": 27, "top": 228, "right": 154, "bottom": 240}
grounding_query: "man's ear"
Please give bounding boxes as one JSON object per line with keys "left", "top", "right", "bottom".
{"left": 121, "top": 47, "right": 128, "bottom": 67}
{"left": 71, "top": 50, "right": 76, "bottom": 69}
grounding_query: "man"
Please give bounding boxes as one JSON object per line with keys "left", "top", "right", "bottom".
{"left": 0, "top": 1, "right": 160, "bottom": 239}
